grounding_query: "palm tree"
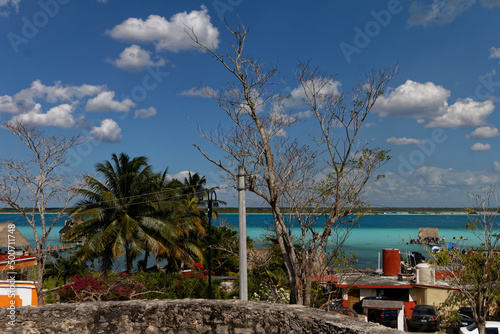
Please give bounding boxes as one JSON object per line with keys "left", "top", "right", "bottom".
{"left": 66, "top": 153, "right": 204, "bottom": 273}
{"left": 182, "top": 172, "right": 207, "bottom": 198}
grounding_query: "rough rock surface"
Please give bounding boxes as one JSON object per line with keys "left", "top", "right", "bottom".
{"left": 0, "top": 299, "right": 402, "bottom": 333}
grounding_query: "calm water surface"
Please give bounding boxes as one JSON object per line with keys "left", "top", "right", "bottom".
{"left": 1, "top": 212, "right": 483, "bottom": 269}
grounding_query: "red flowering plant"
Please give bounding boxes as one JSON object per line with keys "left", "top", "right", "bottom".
{"left": 172, "top": 262, "right": 221, "bottom": 299}
{"left": 57, "top": 272, "right": 148, "bottom": 302}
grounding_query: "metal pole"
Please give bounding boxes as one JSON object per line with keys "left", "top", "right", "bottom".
{"left": 207, "top": 191, "right": 213, "bottom": 299}
{"left": 237, "top": 166, "right": 248, "bottom": 300}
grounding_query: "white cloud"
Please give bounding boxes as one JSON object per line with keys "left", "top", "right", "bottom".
{"left": 426, "top": 98, "right": 494, "bottom": 128}
{"left": 375, "top": 80, "right": 450, "bottom": 118}
{"left": 180, "top": 87, "right": 215, "bottom": 98}
{"left": 290, "top": 79, "right": 341, "bottom": 102}
{"left": 134, "top": 106, "right": 157, "bottom": 119}
{"left": 467, "top": 126, "right": 500, "bottom": 138}
{"left": 0, "top": 95, "right": 19, "bottom": 113}
{"left": 470, "top": 142, "right": 491, "bottom": 151}
{"left": 109, "top": 44, "right": 166, "bottom": 72}
{"left": 494, "top": 161, "right": 500, "bottom": 172}
{"left": 14, "top": 80, "right": 104, "bottom": 107}
{"left": 366, "top": 165, "right": 500, "bottom": 206}
{"left": 375, "top": 80, "right": 495, "bottom": 128}
{"left": 489, "top": 46, "right": 500, "bottom": 62}
{"left": 107, "top": 6, "right": 219, "bottom": 52}
{"left": 90, "top": 119, "right": 122, "bottom": 143}
{"left": 85, "top": 91, "right": 135, "bottom": 112}
{"left": 0, "top": 0, "right": 21, "bottom": 17}
{"left": 295, "top": 110, "right": 313, "bottom": 119}
{"left": 408, "top": 0, "right": 475, "bottom": 27}
{"left": 172, "top": 170, "right": 196, "bottom": 181}
{"left": 408, "top": 0, "right": 500, "bottom": 26}
{"left": 386, "top": 137, "right": 425, "bottom": 145}
{"left": 10, "top": 103, "right": 78, "bottom": 128}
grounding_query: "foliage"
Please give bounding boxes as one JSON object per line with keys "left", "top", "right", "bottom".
{"left": 199, "top": 221, "right": 241, "bottom": 276}
{"left": 247, "top": 239, "right": 290, "bottom": 304}
{"left": 66, "top": 153, "right": 204, "bottom": 273}
{"left": 56, "top": 264, "right": 232, "bottom": 303}
{"left": 58, "top": 272, "right": 147, "bottom": 302}
{"left": 44, "top": 251, "right": 88, "bottom": 286}
{"left": 430, "top": 186, "right": 500, "bottom": 334}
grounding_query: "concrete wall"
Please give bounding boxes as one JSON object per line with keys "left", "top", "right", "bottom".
{"left": 0, "top": 299, "right": 403, "bottom": 334}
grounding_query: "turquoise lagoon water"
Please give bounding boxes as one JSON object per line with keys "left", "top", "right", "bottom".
{"left": 1, "top": 212, "right": 484, "bottom": 270}
{"left": 219, "top": 213, "right": 483, "bottom": 269}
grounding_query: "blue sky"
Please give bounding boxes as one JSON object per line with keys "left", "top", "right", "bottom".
{"left": 0, "top": 0, "right": 499, "bottom": 208}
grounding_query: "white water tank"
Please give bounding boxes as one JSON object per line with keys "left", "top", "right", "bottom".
{"left": 416, "top": 262, "right": 435, "bottom": 285}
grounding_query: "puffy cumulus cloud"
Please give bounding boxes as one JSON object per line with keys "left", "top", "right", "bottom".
{"left": 107, "top": 6, "right": 219, "bottom": 52}
{"left": 85, "top": 91, "right": 135, "bottom": 112}
{"left": 109, "top": 44, "right": 166, "bottom": 72}
{"left": 0, "top": 95, "right": 19, "bottom": 113}
{"left": 10, "top": 103, "right": 78, "bottom": 128}
{"left": 0, "top": 0, "right": 21, "bottom": 17}
{"left": 90, "top": 119, "right": 122, "bottom": 143}
{"left": 489, "top": 46, "right": 500, "bottom": 62}
{"left": 364, "top": 165, "right": 500, "bottom": 207}
{"left": 426, "top": 99, "right": 494, "bottom": 128}
{"left": 180, "top": 86, "right": 215, "bottom": 98}
{"left": 290, "top": 79, "right": 341, "bottom": 102}
{"left": 134, "top": 106, "right": 157, "bottom": 119}
{"left": 470, "top": 142, "right": 491, "bottom": 151}
{"left": 13, "top": 80, "right": 104, "bottom": 109}
{"left": 172, "top": 170, "right": 195, "bottom": 182}
{"left": 375, "top": 80, "right": 495, "bottom": 128}
{"left": 408, "top": 0, "right": 475, "bottom": 27}
{"left": 408, "top": 0, "right": 500, "bottom": 27}
{"left": 467, "top": 126, "right": 500, "bottom": 138}
{"left": 374, "top": 80, "right": 450, "bottom": 118}
{"left": 386, "top": 137, "right": 425, "bottom": 145}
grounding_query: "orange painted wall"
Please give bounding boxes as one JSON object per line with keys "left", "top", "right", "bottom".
{"left": 0, "top": 295, "right": 23, "bottom": 307}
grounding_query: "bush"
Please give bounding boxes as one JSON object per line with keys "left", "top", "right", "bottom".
{"left": 57, "top": 272, "right": 149, "bottom": 302}
{"left": 56, "top": 263, "right": 232, "bottom": 303}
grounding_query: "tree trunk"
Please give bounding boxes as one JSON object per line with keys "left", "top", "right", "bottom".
{"left": 36, "top": 249, "right": 45, "bottom": 306}
{"left": 303, "top": 258, "right": 314, "bottom": 307}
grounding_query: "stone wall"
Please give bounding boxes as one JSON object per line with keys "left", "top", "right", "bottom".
{"left": 0, "top": 299, "right": 402, "bottom": 333}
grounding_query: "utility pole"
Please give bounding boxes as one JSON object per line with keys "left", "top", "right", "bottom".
{"left": 237, "top": 166, "right": 248, "bottom": 300}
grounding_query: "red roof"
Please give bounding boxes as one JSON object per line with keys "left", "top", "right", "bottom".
{"left": 312, "top": 274, "right": 338, "bottom": 283}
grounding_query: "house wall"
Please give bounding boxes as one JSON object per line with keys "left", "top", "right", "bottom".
{"left": 0, "top": 281, "right": 37, "bottom": 307}
{"left": 412, "top": 286, "right": 455, "bottom": 307}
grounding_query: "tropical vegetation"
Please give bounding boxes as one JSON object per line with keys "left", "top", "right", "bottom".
{"left": 64, "top": 153, "right": 207, "bottom": 274}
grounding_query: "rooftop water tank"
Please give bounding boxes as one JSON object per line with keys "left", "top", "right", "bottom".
{"left": 382, "top": 248, "right": 401, "bottom": 276}
{"left": 416, "top": 262, "right": 435, "bottom": 285}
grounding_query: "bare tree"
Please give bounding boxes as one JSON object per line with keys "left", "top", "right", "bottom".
{"left": 0, "top": 121, "right": 82, "bottom": 305}
{"left": 432, "top": 186, "right": 500, "bottom": 334}
{"left": 190, "top": 22, "right": 395, "bottom": 305}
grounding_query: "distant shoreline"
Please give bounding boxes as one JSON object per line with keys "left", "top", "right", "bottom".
{"left": 0, "top": 210, "right": 479, "bottom": 216}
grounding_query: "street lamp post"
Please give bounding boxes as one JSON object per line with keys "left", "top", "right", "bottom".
{"left": 201, "top": 190, "right": 218, "bottom": 299}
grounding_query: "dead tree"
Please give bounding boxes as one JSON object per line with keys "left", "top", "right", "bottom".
{"left": 0, "top": 121, "right": 82, "bottom": 305}
{"left": 190, "top": 22, "right": 395, "bottom": 305}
